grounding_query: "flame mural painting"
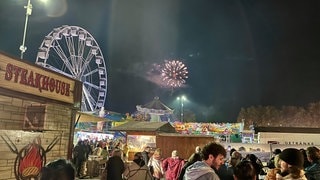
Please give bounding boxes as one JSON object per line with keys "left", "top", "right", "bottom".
{"left": 1, "top": 135, "right": 60, "bottom": 180}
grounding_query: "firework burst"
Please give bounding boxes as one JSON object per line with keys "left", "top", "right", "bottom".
{"left": 161, "top": 60, "right": 188, "bottom": 88}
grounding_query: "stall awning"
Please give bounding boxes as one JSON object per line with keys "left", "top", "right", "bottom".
{"left": 110, "top": 121, "right": 176, "bottom": 133}
{"left": 76, "top": 111, "right": 111, "bottom": 122}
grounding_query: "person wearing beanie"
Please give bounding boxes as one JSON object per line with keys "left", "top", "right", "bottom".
{"left": 305, "top": 146, "right": 320, "bottom": 180}
{"left": 274, "top": 148, "right": 307, "bottom": 180}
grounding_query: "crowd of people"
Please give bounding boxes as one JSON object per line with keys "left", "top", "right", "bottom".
{"left": 39, "top": 141, "right": 320, "bottom": 180}
{"left": 72, "top": 137, "right": 131, "bottom": 178}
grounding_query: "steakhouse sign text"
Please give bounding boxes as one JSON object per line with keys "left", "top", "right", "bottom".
{"left": 4, "top": 63, "right": 70, "bottom": 96}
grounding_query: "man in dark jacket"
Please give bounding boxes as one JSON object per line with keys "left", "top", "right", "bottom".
{"left": 104, "top": 149, "right": 125, "bottom": 180}
{"left": 73, "top": 140, "right": 86, "bottom": 178}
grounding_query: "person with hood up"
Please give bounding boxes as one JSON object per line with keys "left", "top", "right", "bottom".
{"left": 123, "top": 152, "right": 153, "bottom": 180}
{"left": 273, "top": 148, "right": 307, "bottom": 180}
{"left": 184, "top": 142, "right": 226, "bottom": 180}
{"left": 162, "top": 150, "right": 185, "bottom": 180}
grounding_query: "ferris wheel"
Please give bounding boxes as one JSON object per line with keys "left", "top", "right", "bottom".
{"left": 35, "top": 25, "right": 107, "bottom": 112}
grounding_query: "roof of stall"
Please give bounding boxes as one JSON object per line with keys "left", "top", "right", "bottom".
{"left": 76, "top": 111, "right": 112, "bottom": 122}
{"left": 110, "top": 121, "right": 176, "bottom": 133}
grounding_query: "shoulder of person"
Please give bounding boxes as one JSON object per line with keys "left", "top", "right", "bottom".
{"left": 197, "top": 172, "right": 220, "bottom": 180}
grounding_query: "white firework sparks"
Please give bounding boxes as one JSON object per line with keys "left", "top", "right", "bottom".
{"left": 161, "top": 60, "right": 188, "bottom": 88}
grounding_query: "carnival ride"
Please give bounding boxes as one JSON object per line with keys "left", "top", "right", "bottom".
{"left": 136, "top": 97, "right": 174, "bottom": 122}
{"left": 35, "top": 25, "right": 107, "bottom": 112}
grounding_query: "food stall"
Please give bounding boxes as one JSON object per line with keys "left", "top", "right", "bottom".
{"left": 74, "top": 111, "right": 114, "bottom": 144}
{"left": 110, "top": 121, "right": 215, "bottom": 160}
{"left": 110, "top": 121, "right": 175, "bottom": 160}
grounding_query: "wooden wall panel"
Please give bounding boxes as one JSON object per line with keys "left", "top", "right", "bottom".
{"left": 156, "top": 135, "right": 215, "bottom": 160}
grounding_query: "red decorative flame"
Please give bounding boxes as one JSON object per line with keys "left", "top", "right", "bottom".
{"left": 19, "top": 143, "right": 42, "bottom": 177}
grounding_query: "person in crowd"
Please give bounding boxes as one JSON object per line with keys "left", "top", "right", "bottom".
{"left": 188, "top": 146, "right": 202, "bottom": 163}
{"left": 122, "top": 143, "right": 129, "bottom": 162}
{"left": 72, "top": 140, "right": 86, "bottom": 178}
{"left": 178, "top": 146, "right": 202, "bottom": 180}
{"left": 267, "top": 149, "right": 282, "bottom": 169}
{"left": 229, "top": 148, "right": 237, "bottom": 159}
{"left": 305, "top": 146, "right": 320, "bottom": 180}
{"left": 264, "top": 152, "right": 281, "bottom": 180}
{"left": 123, "top": 152, "right": 153, "bottom": 180}
{"left": 93, "top": 143, "right": 103, "bottom": 157}
{"left": 301, "top": 148, "right": 312, "bottom": 169}
{"left": 233, "top": 160, "right": 256, "bottom": 180}
{"left": 39, "top": 159, "right": 75, "bottom": 180}
{"left": 102, "top": 148, "right": 125, "bottom": 180}
{"left": 162, "top": 150, "right": 185, "bottom": 180}
{"left": 230, "top": 151, "right": 243, "bottom": 167}
{"left": 100, "top": 146, "right": 109, "bottom": 160}
{"left": 244, "top": 153, "right": 264, "bottom": 180}
{"left": 141, "top": 145, "right": 151, "bottom": 165}
{"left": 217, "top": 150, "right": 243, "bottom": 180}
{"left": 107, "top": 141, "right": 113, "bottom": 154}
{"left": 184, "top": 142, "right": 226, "bottom": 180}
{"left": 270, "top": 148, "right": 307, "bottom": 180}
{"left": 148, "top": 148, "right": 164, "bottom": 180}
{"left": 216, "top": 147, "right": 238, "bottom": 179}
{"left": 83, "top": 139, "right": 92, "bottom": 159}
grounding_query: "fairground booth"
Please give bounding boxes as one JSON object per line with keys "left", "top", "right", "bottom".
{"left": 74, "top": 111, "right": 114, "bottom": 145}
{"left": 110, "top": 121, "right": 215, "bottom": 160}
{"left": 73, "top": 109, "right": 128, "bottom": 147}
{"left": 0, "top": 52, "right": 82, "bottom": 180}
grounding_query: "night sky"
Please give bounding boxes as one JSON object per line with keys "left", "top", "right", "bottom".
{"left": 1, "top": 0, "right": 320, "bottom": 122}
